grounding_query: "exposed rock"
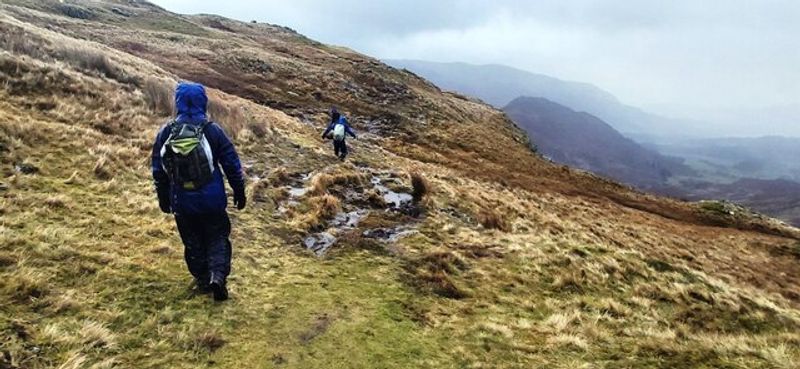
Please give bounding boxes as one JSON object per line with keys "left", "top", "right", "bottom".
{"left": 56, "top": 4, "right": 95, "bottom": 20}
{"left": 110, "top": 7, "right": 133, "bottom": 17}
{"left": 303, "top": 232, "right": 336, "bottom": 256}
{"left": 15, "top": 162, "right": 39, "bottom": 175}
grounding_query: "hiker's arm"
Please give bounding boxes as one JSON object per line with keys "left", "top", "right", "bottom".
{"left": 321, "top": 122, "right": 333, "bottom": 138}
{"left": 346, "top": 124, "right": 356, "bottom": 138}
{"left": 151, "top": 126, "right": 171, "bottom": 212}
{"left": 211, "top": 124, "right": 245, "bottom": 195}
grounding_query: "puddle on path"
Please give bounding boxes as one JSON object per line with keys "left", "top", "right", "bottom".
{"left": 291, "top": 168, "right": 419, "bottom": 256}
{"left": 370, "top": 176, "right": 413, "bottom": 209}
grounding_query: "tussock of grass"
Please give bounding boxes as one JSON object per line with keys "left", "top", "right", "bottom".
{"left": 43, "top": 194, "right": 70, "bottom": 209}
{"left": 2, "top": 269, "right": 47, "bottom": 303}
{"left": 406, "top": 251, "right": 470, "bottom": 299}
{"left": 308, "top": 173, "right": 334, "bottom": 196}
{"left": 307, "top": 169, "right": 366, "bottom": 196}
{"left": 364, "top": 188, "right": 387, "bottom": 208}
{"left": 248, "top": 178, "right": 271, "bottom": 203}
{"left": 56, "top": 45, "right": 137, "bottom": 85}
{"left": 208, "top": 98, "right": 246, "bottom": 139}
{"left": 477, "top": 207, "right": 510, "bottom": 232}
{"left": 92, "top": 156, "right": 113, "bottom": 180}
{"left": 547, "top": 334, "right": 588, "bottom": 351}
{"left": 410, "top": 171, "right": 429, "bottom": 201}
{"left": 290, "top": 194, "right": 341, "bottom": 231}
{"left": 192, "top": 331, "right": 226, "bottom": 353}
{"left": 266, "top": 167, "right": 290, "bottom": 185}
{"left": 0, "top": 22, "right": 50, "bottom": 59}
{"left": 142, "top": 77, "right": 174, "bottom": 116}
{"left": 56, "top": 353, "right": 88, "bottom": 369}
{"left": 79, "top": 321, "right": 117, "bottom": 349}
{"left": 247, "top": 121, "right": 269, "bottom": 138}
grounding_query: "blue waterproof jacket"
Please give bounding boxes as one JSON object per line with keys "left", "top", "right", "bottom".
{"left": 152, "top": 82, "right": 245, "bottom": 215}
{"left": 322, "top": 116, "right": 356, "bottom": 139}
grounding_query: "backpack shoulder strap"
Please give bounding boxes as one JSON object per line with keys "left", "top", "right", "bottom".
{"left": 167, "top": 119, "right": 182, "bottom": 136}
{"left": 198, "top": 120, "right": 212, "bottom": 133}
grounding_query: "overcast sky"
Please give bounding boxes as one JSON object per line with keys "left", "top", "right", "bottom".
{"left": 151, "top": 0, "right": 799, "bottom": 113}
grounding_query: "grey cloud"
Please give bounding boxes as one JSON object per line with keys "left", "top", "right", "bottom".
{"left": 153, "top": 0, "right": 800, "bottom": 122}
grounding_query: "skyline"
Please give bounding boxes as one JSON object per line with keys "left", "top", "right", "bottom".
{"left": 150, "top": 0, "right": 800, "bottom": 135}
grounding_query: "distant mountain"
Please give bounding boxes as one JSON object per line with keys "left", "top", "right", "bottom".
{"left": 386, "top": 59, "right": 701, "bottom": 137}
{"left": 503, "top": 97, "right": 691, "bottom": 189}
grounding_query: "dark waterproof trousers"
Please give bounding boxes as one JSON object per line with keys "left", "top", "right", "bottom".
{"left": 333, "top": 138, "right": 348, "bottom": 159}
{"left": 174, "top": 211, "right": 232, "bottom": 284}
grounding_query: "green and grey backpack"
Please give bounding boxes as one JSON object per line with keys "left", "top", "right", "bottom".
{"left": 160, "top": 121, "right": 214, "bottom": 190}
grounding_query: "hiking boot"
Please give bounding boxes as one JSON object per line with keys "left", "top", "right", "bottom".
{"left": 209, "top": 275, "right": 228, "bottom": 301}
{"left": 195, "top": 279, "right": 212, "bottom": 294}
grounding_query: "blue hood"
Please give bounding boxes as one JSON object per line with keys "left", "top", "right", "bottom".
{"left": 175, "top": 82, "right": 208, "bottom": 123}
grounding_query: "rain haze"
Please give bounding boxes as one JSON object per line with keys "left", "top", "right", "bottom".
{"left": 152, "top": 0, "right": 800, "bottom": 136}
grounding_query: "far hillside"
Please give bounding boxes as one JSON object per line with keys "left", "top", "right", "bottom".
{"left": 504, "top": 97, "right": 692, "bottom": 190}
{"left": 392, "top": 60, "right": 800, "bottom": 226}
{"left": 660, "top": 179, "right": 800, "bottom": 227}
{"left": 386, "top": 59, "right": 701, "bottom": 137}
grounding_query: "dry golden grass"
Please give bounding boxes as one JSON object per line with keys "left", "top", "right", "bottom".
{"left": 266, "top": 167, "right": 289, "bottom": 184}
{"left": 306, "top": 168, "right": 365, "bottom": 197}
{"left": 248, "top": 178, "right": 271, "bottom": 203}
{"left": 289, "top": 194, "right": 341, "bottom": 231}
{"left": 207, "top": 97, "right": 246, "bottom": 139}
{"left": 477, "top": 207, "right": 511, "bottom": 232}
{"left": 247, "top": 121, "right": 269, "bottom": 138}
{"left": 406, "top": 251, "right": 470, "bottom": 299}
{"left": 142, "top": 77, "right": 175, "bottom": 116}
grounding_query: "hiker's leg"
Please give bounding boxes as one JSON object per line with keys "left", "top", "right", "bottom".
{"left": 175, "top": 214, "right": 209, "bottom": 281}
{"left": 203, "top": 211, "right": 232, "bottom": 282}
{"left": 334, "top": 140, "right": 346, "bottom": 159}
{"left": 333, "top": 140, "right": 340, "bottom": 156}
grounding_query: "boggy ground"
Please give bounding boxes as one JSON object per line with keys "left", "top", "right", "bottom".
{"left": 1, "top": 1, "right": 800, "bottom": 368}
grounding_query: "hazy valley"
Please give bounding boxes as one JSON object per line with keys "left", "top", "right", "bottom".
{"left": 391, "top": 60, "right": 800, "bottom": 227}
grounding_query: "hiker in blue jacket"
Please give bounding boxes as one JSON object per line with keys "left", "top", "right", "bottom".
{"left": 151, "top": 82, "right": 246, "bottom": 301}
{"left": 322, "top": 107, "right": 357, "bottom": 160}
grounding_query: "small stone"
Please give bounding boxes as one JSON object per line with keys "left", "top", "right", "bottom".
{"left": 363, "top": 228, "right": 392, "bottom": 239}
{"left": 15, "top": 163, "right": 39, "bottom": 175}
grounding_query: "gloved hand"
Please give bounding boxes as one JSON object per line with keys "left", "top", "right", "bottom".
{"left": 234, "top": 189, "right": 247, "bottom": 210}
{"left": 157, "top": 188, "right": 171, "bottom": 214}
{"left": 158, "top": 196, "right": 172, "bottom": 214}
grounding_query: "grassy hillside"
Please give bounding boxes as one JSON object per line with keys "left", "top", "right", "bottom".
{"left": 2, "top": 1, "right": 800, "bottom": 368}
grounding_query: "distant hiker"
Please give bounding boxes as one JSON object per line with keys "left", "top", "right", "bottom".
{"left": 322, "top": 107, "right": 357, "bottom": 160}
{"left": 151, "top": 82, "right": 246, "bottom": 301}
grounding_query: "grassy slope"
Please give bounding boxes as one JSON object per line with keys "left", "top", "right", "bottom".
{"left": 2, "top": 1, "right": 800, "bottom": 368}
